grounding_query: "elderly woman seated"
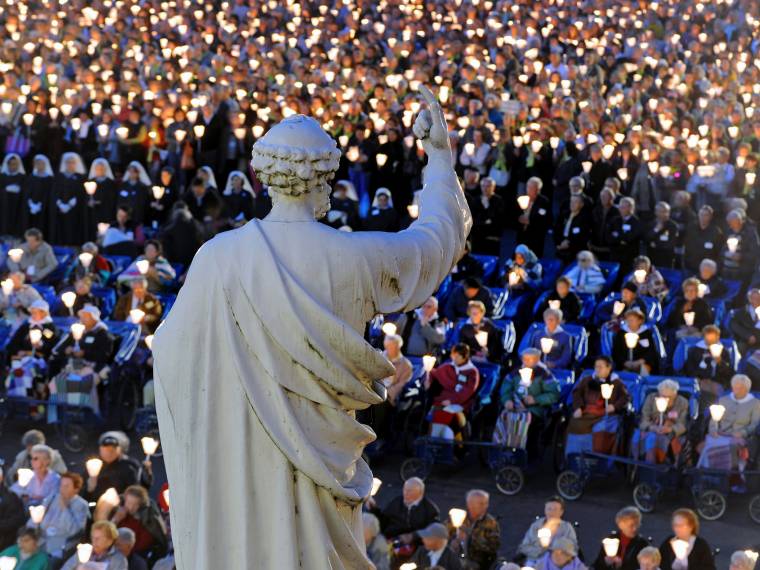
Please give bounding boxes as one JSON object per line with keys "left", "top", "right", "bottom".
{"left": 425, "top": 343, "right": 480, "bottom": 440}
{"left": 498, "top": 348, "right": 560, "bottom": 459}
{"left": 595, "top": 282, "right": 648, "bottom": 329}
{"left": 109, "top": 485, "right": 168, "bottom": 561}
{"left": 564, "top": 250, "right": 606, "bottom": 295}
{"left": 691, "top": 259, "right": 727, "bottom": 300}
{"left": 637, "top": 380, "right": 689, "bottom": 464}
{"left": 697, "top": 375, "right": 760, "bottom": 493}
{"left": 517, "top": 496, "right": 578, "bottom": 567}
{"left": 504, "top": 244, "right": 543, "bottom": 292}
{"left": 529, "top": 308, "right": 573, "bottom": 369}
{"left": 36, "top": 472, "right": 90, "bottom": 563}
{"left": 612, "top": 309, "right": 661, "bottom": 375}
{"left": 61, "top": 521, "right": 128, "bottom": 570}
{"left": 56, "top": 276, "right": 102, "bottom": 317}
{"left": 566, "top": 356, "right": 631, "bottom": 455}
{"left": 10, "top": 444, "right": 61, "bottom": 507}
{"left": 626, "top": 256, "right": 669, "bottom": 302}
{"left": 5, "top": 299, "right": 58, "bottom": 361}
{"left": 683, "top": 325, "right": 735, "bottom": 405}
{"left": 665, "top": 278, "right": 714, "bottom": 339}
{"left": 0, "top": 271, "right": 42, "bottom": 324}
{"left": 51, "top": 305, "right": 115, "bottom": 374}
{"left": 459, "top": 300, "right": 504, "bottom": 363}
{"left": 536, "top": 537, "right": 587, "bottom": 570}
{"left": 362, "top": 513, "right": 390, "bottom": 570}
{"left": 537, "top": 276, "right": 582, "bottom": 323}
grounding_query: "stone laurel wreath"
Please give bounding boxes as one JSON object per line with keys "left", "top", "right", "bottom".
{"left": 250, "top": 139, "right": 342, "bottom": 196}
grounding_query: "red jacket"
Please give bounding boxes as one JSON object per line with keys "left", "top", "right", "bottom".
{"left": 429, "top": 362, "right": 480, "bottom": 409}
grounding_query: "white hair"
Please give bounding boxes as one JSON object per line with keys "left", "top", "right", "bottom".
{"left": 527, "top": 176, "right": 543, "bottom": 191}
{"left": 731, "top": 374, "right": 752, "bottom": 391}
{"left": 30, "top": 444, "right": 53, "bottom": 461}
{"left": 404, "top": 477, "right": 425, "bottom": 493}
{"left": 117, "top": 527, "right": 137, "bottom": 546}
{"left": 362, "top": 513, "right": 381, "bottom": 538}
{"left": 657, "top": 379, "right": 679, "bottom": 396}
{"left": 466, "top": 489, "right": 490, "bottom": 502}
{"left": 730, "top": 551, "right": 757, "bottom": 570}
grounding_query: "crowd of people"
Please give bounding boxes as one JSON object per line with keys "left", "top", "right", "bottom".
{"left": 0, "top": 0, "right": 759, "bottom": 566}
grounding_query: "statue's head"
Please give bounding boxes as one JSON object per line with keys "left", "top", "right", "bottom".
{"left": 250, "top": 115, "right": 341, "bottom": 218}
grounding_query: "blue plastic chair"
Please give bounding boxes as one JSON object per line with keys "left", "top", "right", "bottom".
{"left": 156, "top": 293, "right": 177, "bottom": 319}
{"left": 600, "top": 323, "right": 667, "bottom": 361}
{"left": 91, "top": 286, "right": 117, "bottom": 318}
{"left": 31, "top": 283, "right": 61, "bottom": 313}
{"left": 445, "top": 317, "right": 516, "bottom": 355}
{"left": 539, "top": 258, "right": 565, "bottom": 292}
{"left": 471, "top": 254, "right": 499, "bottom": 283}
{"left": 635, "top": 375, "right": 700, "bottom": 418}
{"left": 45, "top": 246, "right": 75, "bottom": 284}
{"left": 656, "top": 268, "right": 685, "bottom": 302}
{"left": 104, "top": 255, "right": 134, "bottom": 284}
{"left": 518, "top": 322, "right": 589, "bottom": 365}
{"left": 473, "top": 361, "right": 502, "bottom": 407}
{"left": 671, "top": 337, "right": 740, "bottom": 374}
{"left": 435, "top": 275, "right": 453, "bottom": 307}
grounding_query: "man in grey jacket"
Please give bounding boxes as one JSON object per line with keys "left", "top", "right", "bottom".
{"left": 6, "top": 228, "right": 59, "bottom": 283}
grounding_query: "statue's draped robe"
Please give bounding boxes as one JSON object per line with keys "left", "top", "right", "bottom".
{"left": 153, "top": 155, "right": 471, "bottom": 569}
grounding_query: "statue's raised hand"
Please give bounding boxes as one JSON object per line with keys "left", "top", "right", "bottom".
{"left": 413, "top": 85, "right": 451, "bottom": 156}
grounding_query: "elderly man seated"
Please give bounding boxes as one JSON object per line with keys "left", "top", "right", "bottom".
{"left": 6, "top": 228, "right": 59, "bottom": 284}
{"left": 117, "top": 240, "right": 176, "bottom": 293}
{"left": 459, "top": 300, "right": 504, "bottom": 363}
{"left": 116, "top": 528, "right": 149, "bottom": 570}
{"left": 425, "top": 343, "right": 480, "bottom": 440}
{"left": 636, "top": 380, "right": 689, "bottom": 464}
{"left": 449, "top": 489, "right": 501, "bottom": 570}
{"left": 367, "top": 477, "right": 440, "bottom": 552}
{"left": 698, "top": 374, "right": 760, "bottom": 493}
{"left": 5, "top": 299, "right": 58, "bottom": 361}
{"left": 566, "top": 356, "right": 630, "bottom": 455}
{"left": 61, "top": 521, "right": 128, "bottom": 570}
{"left": 595, "top": 282, "right": 648, "bottom": 329}
{"left": 498, "top": 348, "right": 559, "bottom": 459}
{"left": 529, "top": 308, "right": 572, "bottom": 370}
{"left": 56, "top": 276, "right": 102, "bottom": 317}
{"left": 84, "top": 432, "right": 153, "bottom": 502}
{"left": 612, "top": 309, "right": 660, "bottom": 375}
{"left": 665, "top": 278, "right": 714, "bottom": 339}
{"left": 592, "top": 507, "right": 649, "bottom": 570}
{"left": 10, "top": 444, "right": 61, "bottom": 507}
{"left": 683, "top": 325, "right": 734, "bottom": 406}
{"left": 114, "top": 277, "right": 163, "bottom": 335}
{"left": 0, "top": 271, "right": 42, "bottom": 323}
{"left": 536, "top": 277, "right": 582, "bottom": 324}
{"left": 396, "top": 296, "right": 447, "bottom": 357}
{"left": 564, "top": 250, "right": 606, "bottom": 295}
{"left": 517, "top": 496, "right": 578, "bottom": 567}
{"left": 411, "top": 522, "right": 463, "bottom": 569}
{"left": 35, "top": 472, "right": 89, "bottom": 563}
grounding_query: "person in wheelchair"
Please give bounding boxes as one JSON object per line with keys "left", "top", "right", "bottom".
{"left": 596, "top": 282, "right": 648, "bottom": 330}
{"left": 516, "top": 496, "right": 578, "bottom": 567}
{"left": 528, "top": 308, "right": 572, "bottom": 370}
{"left": 564, "top": 250, "right": 606, "bottom": 295}
{"left": 592, "top": 507, "right": 649, "bottom": 570}
{"left": 503, "top": 244, "right": 543, "bottom": 293}
{"left": 697, "top": 374, "right": 760, "bottom": 493}
{"left": 567, "top": 356, "right": 631, "bottom": 455}
{"left": 665, "top": 278, "right": 714, "bottom": 340}
{"left": 114, "top": 277, "right": 164, "bottom": 335}
{"left": 536, "top": 276, "right": 581, "bottom": 324}
{"left": 459, "top": 300, "right": 504, "bottom": 364}
{"left": 425, "top": 343, "right": 480, "bottom": 441}
{"left": 637, "top": 380, "right": 689, "bottom": 464}
{"left": 5, "top": 299, "right": 58, "bottom": 360}
{"left": 51, "top": 305, "right": 114, "bottom": 375}
{"left": 612, "top": 309, "right": 660, "bottom": 375}
{"left": 682, "top": 325, "right": 734, "bottom": 406}
{"left": 499, "top": 348, "right": 560, "bottom": 460}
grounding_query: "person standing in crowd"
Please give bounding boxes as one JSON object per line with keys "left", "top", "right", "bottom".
{"left": 721, "top": 209, "right": 760, "bottom": 285}
{"left": 51, "top": 152, "right": 87, "bottom": 246}
{"left": 593, "top": 507, "right": 649, "bottom": 570}
{"left": 555, "top": 194, "right": 592, "bottom": 264}
{"left": 88, "top": 157, "right": 119, "bottom": 228}
{"left": 644, "top": 202, "right": 679, "bottom": 269}
{"left": 607, "top": 197, "right": 643, "bottom": 275}
{"left": 450, "top": 489, "right": 501, "bottom": 570}
{"left": 22, "top": 155, "right": 54, "bottom": 237}
{"left": 658, "top": 509, "right": 715, "bottom": 570}
{"left": 158, "top": 201, "right": 205, "bottom": 268}
{"left": 683, "top": 206, "right": 723, "bottom": 273}
{"left": 0, "top": 153, "right": 27, "bottom": 238}
{"left": 468, "top": 176, "right": 505, "bottom": 255}
{"left": 82, "top": 432, "right": 153, "bottom": 502}
{"left": 517, "top": 177, "right": 552, "bottom": 257}
{"left": 118, "top": 162, "right": 152, "bottom": 225}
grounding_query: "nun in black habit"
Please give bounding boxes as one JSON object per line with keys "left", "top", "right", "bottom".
{"left": 50, "top": 152, "right": 88, "bottom": 246}
{"left": 22, "top": 154, "right": 54, "bottom": 236}
{"left": 363, "top": 187, "right": 398, "bottom": 232}
{"left": 87, "top": 158, "right": 119, "bottom": 225}
{"left": 118, "top": 161, "right": 151, "bottom": 224}
{"left": 0, "top": 153, "right": 27, "bottom": 237}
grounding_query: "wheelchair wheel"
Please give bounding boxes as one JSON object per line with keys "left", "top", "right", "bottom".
{"left": 495, "top": 466, "right": 524, "bottom": 496}
{"left": 748, "top": 495, "right": 760, "bottom": 524}
{"left": 632, "top": 483, "right": 657, "bottom": 513}
{"left": 400, "top": 458, "right": 431, "bottom": 481}
{"left": 696, "top": 490, "right": 726, "bottom": 521}
{"left": 58, "top": 422, "right": 87, "bottom": 453}
{"left": 556, "top": 470, "right": 584, "bottom": 501}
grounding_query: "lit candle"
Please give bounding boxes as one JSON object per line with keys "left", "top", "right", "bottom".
{"left": 162, "top": 488, "right": 171, "bottom": 508}
{"left": 672, "top": 539, "right": 689, "bottom": 561}
{"left": 613, "top": 301, "right": 626, "bottom": 316}
{"left": 697, "top": 283, "right": 707, "bottom": 298}
{"left": 548, "top": 300, "right": 560, "bottom": 310}
{"left": 709, "top": 404, "right": 725, "bottom": 423}
{"left": 97, "top": 223, "right": 110, "bottom": 235}
{"left": 116, "top": 126, "right": 129, "bottom": 139}
{"left": 508, "top": 272, "right": 520, "bottom": 286}
{"left": 152, "top": 186, "right": 166, "bottom": 200}
{"left": 519, "top": 367, "right": 533, "bottom": 385}
{"left": 683, "top": 312, "right": 695, "bottom": 327}
{"left": 78, "top": 252, "right": 93, "bottom": 268}
{"left": 193, "top": 124, "right": 206, "bottom": 138}
{"left": 633, "top": 269, "right": 646, "bottom": 284}
{"left": 61, "top": 291, "right": 76, "bottom": 314}
{"left": 84, "top": 181, "right": 97, "bottom": 195}
{"left": 708, "top": 344, "right": 723, "bottom": 359}
{"left": 381, "top": 322, "right": 397, "bottom": 336}
{"left": 8, "top": 248, "right": 23, "bottom": 263}
{"left": 141, "top": 436, "right": 159, "bottom": 456}
{"left": 475, "top": 331, "right": 489, "bottom": 348}
{"left": 655, "top": 396, "right": 669, "bottom": 425}
{"left": 1, "top": 279, "right": 13, "bottom": 296}
{"left": 0, "top": 557, "right": 17, "bottom": 570}
{"left": 77, "top": 543, "right": 93, "bottom": 563}
{"left": 16, "top": 468, "right": 34, "bottom": 487}
{"left": 129, "top": 309, "right": 146, "bottom": 324}
{"left": 86, "top": 458, "right": 103, "bottom": 477}
{"left": 600, "top": 383, "right": 614, "bottom": 401}
{"left": 175, "top": 129, "right": 187, "bottom": 142}
{"left": 29, "top": 504, "right": 45, "bottom": 524}
{"left": 136, "top": 259, "right": 150, "bottom": 274}
{"left": 582, "top": 161, "right": 592, "bottom": 173}
{"left": 407, "top": 204, "right": 419, "bottom": 219}
{"left": 617, "top": 168, "right": 628, "bottom": 181}
{"left": 422, "top": 355, "right": 436, "bottom": 372}
{"left": 399, "top": 564, "right": 417, "bottom": 570}
{"left": 29, "top": 328, "right": 42, "bottom": 349}
{"left": 371, "top": 477, "right": 382, "bottom": 497}
{"left": 517, "top": 195, "right": 530, "bottom": 210}
{"left": 376, "top": 153, "right": 388, "bottom": 167}
{"left": 449, "top": 508, "right": 467, "bottom": 528}
{"left": 538, "top": 527, "right": 552, "bottom": 548}
{"left": 540, "top": 337, "right": 553, "bottom": 354}
{"left": 624, "top": 332, "right": 639, "bottom": 349}
{"left": 71, "top": 323, "right": 86, "bottom": 342}
{"left": 145, "top": 335, "right": 154, "bottom": 350}
{"left": 602, "top": 537, "right": 620, "bottom": 557}
{"left": 727, "top": 237, "right": 739, "bottom": 253}
{"left": 99, "top": 488, "right": 120, "bottom": 508}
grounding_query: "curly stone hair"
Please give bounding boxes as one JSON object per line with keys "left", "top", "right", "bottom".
{"left": 250, "top": 139, "right": 341, "bottom": 196}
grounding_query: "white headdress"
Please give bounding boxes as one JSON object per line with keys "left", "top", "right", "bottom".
{"left": 334, "top": 180, "right": 358, "bottom": 202}
{"left": 372, "top": 187, "right": 394, "bottom": 209}
{"left": 32, "top": 154, "right": 53, "bottom": 177}
{"left": 88, "top": 157, "right": 115, "bottom": 180}
{"left": 224, "top": 170, "right": 254, "bottom": 196}
{"left": 126, "top": 161, "right": 152, "bottom": 186}
{"left": 59, "top": 152, "right": 86, "bottom": 175}
{"left": 200, "top": 166, "right": 218, "bottom": 190}
{"left": 1, "top": 153, "right": 26, "bottom": 175}
{"left": 250, "top": 114, "right": 341, "bottom": 197}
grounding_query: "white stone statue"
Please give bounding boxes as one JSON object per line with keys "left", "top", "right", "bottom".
{"left": 152, "top": 86, "right": 471, "bottom": 569}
